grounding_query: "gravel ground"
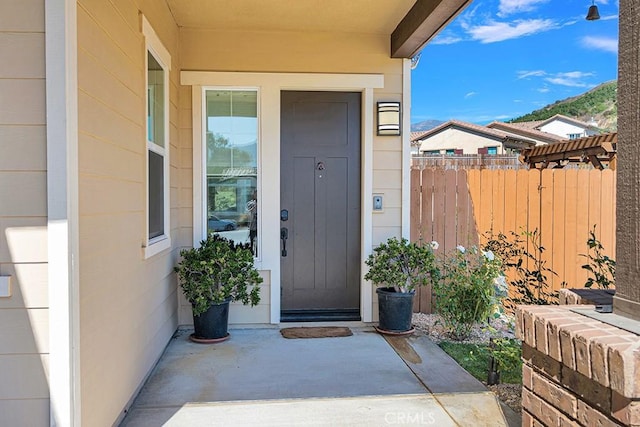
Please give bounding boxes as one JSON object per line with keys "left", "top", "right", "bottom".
{"left": 412, "top": 313, "right": 522, "bottom": 414}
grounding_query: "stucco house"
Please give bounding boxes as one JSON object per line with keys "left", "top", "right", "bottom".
{"left": 412, "top": 119, "right": 536, "bottom": 155}
{"left": 486, "top": 120, "right": 566, "bottom": 145}
{"left": 488, "top": 114, "right": 600, "bottom": 142}
{"left": 0, "top": 0, "right": 476, "bottom": 425}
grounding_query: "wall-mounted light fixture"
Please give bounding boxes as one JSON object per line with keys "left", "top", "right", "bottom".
{"left": 586, "top": 0, "right": 600, "bottom": 20}
{"left": 377, "top": 102, "right": 401, "bottom": 136}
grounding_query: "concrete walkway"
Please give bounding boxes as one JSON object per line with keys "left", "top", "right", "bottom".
{"left": 121, "top": 327, "right": 516, "bottom": 426}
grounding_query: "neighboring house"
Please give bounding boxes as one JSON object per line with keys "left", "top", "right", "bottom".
{"left": 413, "top": 120, "right": 536, "bottom": 156}
{"left": 488, "top": 114, "right": 600, "bottom": 142}
{"left": 0, "top": 0, "right": 472, "bottom": 425}
{"left": 536, "top": 114, "right": 600, "bottom": 139}
{"left": 486, "top": 120, "right": 566, "bottom": 145}
{"left": 410, "top": 130, "right": 429, "bottom": 155}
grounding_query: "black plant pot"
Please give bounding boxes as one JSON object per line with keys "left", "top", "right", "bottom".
{"left": 376, "top": 287, "right": 415, "bottom": 333}
{"left": 192, "top": 298, "right": 231, "bottom": 341}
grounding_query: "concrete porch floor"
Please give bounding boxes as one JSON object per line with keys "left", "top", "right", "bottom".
{"left": 120, "top": 326, "right": 519, "bottom": 426}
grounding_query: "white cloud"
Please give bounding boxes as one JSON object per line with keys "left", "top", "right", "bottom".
{"left": 581, "top": 36, "right": 618, "bottom": 54}
{"left": 465, "top": 92, "right": 478, "bottom": 98}
{"left": 545, "top": 71, "right": 595, "bottom": 87}
{"left": 517, "top": 70, "right": 546, "bottom": 79}
{"left": 432, "top": 35, "right": 464, "bottom": 45}
{"left": 518, "top": 70, "right": 596, "bottom": 88}
{"left": 467, "top": 19, "right": 558, "bottom": 43}
{"left": 498, "top": 0, "right": 550, "bottom": 16}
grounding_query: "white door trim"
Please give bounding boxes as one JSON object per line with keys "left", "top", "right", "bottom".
{"left": 46, "top": 0, "right": 81, "bottom": 425}
{"left": 185, "top": 71, "right": 383, "bottom": 324}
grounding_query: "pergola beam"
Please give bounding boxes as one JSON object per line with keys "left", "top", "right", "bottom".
{"left": 391, "top": 0, "right": 472, "bottom": 58}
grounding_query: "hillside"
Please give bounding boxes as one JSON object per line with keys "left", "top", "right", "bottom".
{"left": 510, "top": 81, "right": 617, "bottom": 131}
{"left": 411, "top": 119, "right": 444, "bottom": 132}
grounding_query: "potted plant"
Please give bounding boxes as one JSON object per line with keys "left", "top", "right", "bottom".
{"left": 175, "top": 234, "right": 262, "bottom": 343}
{"left": 364, "top": 237, "right": 439, "bottom": 334}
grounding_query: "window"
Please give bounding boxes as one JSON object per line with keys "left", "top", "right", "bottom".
{"left": 487, "top": 146, "right": 498, "bottom": 155}
{"left": 205, "top": 89, "right": 259, "bottom": 256}
{"left": 445, "top": 149, "right": 455, "bottom": 156}
{"left": 143, "top": 18, "right": 171, "bottom": 258}
{"left": 568, "top": 133, "right": 582, "bottom": 140}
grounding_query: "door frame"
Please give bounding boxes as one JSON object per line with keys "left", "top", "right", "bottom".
{"left": 183, "top": 71, "right": 385, "bottom": 323}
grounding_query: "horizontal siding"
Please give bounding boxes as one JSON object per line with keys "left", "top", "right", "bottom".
{"left": 77, "top": 0, "right": 180, "bottom": 425}
{"left": 0, "top": 308, "right": 48, "bottom": 354}
{"left": 0, "top": 1, "right": 48, "bottom": 424}
{"left": 0, "top": 354, "right": 48, "bottom": 399}
{"left": 0, "top": 126, "right": 46, "bottom": 171}
{"left": 0, "top": 399, "right": 49, "bottom": 427}
{"left": 0, "top": 263, "right": 48, "bottom": 309}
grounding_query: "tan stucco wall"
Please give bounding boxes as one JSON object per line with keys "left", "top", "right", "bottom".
{"left": 615, "top": 0, "right": 640, "bottom": 319}
{"left": 179, "top": 29, "right": 406, "bottom": 325}
{"left": 0, "top": 0, "right": 50, "bottom": 424}
{"left": 418, "top": 128, "right": 505, "bottom": 155}
{"left": 77, "top": 1, "right": 180, "bottom": 425}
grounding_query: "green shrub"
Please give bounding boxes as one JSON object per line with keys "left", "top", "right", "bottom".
{"left": 175, "top": 234, "right": 262, "bottom": 315}
{"left": 581, "top": 225, "right": 616, "bottom": 289}
{"left": 364, "top": 237, "right": 439, "bottom": 293}
{"left": 434, "top": 245, "right": 502, "bottom": 340}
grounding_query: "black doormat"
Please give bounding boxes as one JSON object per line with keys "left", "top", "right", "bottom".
{"left": 280, "top": 326, "right": 353, "bottom": 339}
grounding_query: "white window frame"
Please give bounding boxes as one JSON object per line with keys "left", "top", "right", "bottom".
{"left": 199, "top": 87, "right": 261, "bottom": 256}
{"left": 142, "top": 16, "right": 171, "bottom": 259}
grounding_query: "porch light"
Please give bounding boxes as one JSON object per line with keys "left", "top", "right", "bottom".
{"left": 377, "top": 102, "right": 401, "bottom": 136}
{"left": 586, "top": 1, "right": 600, "bottom": 20}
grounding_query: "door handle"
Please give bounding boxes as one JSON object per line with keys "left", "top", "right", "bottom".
{"left": 281, "top": 227, "right": 288, "bottom": 257}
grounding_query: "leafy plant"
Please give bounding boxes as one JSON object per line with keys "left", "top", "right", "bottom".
{"left": 175, "top": 234, "right": 262, "bottom": 315}
{"left": 489, "top": 337, "right": 522, "bottom": 379}
{"left": 364, "top": 237, "right": 439, "bottom": 293}
{"left": 484, "top": 229, "right": 560, "bottom": 310}
{"left": 581, "top": 225, "right": 616, "bottom": 289}
{"left": 433, "top": 246, "right": 502, "bottom": 340}
{"left": 439, "top": 341, "right": 522, "bottom": 384}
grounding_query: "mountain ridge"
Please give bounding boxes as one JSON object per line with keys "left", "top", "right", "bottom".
{"left": 411, "top": 81, "right": 618, "bottom": 133}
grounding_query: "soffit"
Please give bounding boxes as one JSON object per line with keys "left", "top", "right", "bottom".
{"left": 166, "top": 0, "right": 416, "bottom": 34}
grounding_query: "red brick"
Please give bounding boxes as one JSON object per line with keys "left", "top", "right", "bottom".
{"left": 547, "top": 316, "right": 584, "bottom": 363}
{"left": 515, "top": 307, "right": 525, "bottom": 340}
{"left": 560, "top": 323, "right": 594, "bottom": 370}
{"left": 524, "top": 310, "right": 537, "bottom": 348}
{"left": 559, "top": 289, "right": 581, "bottom": 305}
{"left": 577, "top": 400, "right": 624, "bottom": 427}
{"left": 523, "top": 388, "right": 575, "bottom": 427}
{"left": 523, "top": 363, "right": 533, "bottom": 390}
{"left": 562, "top": 365, "right": 612, "bottom": 413}
{"left": 523, "top": 344, "right": 562, "bottom": 381}
{"left": 591, "top": 336, "right": 637, "bottom": 388}
{"left": 522, "top": 409, "right": 535, "bottom": 427}
{"left": 611, "top": 392, "right": 640, "bottom": 426}
{"left": 574, "top": 328, "right": 617, "bottom": 379}
{"left": 532, "top": 370, "right": 578, "bottom": 417}
{"left": 609, "top": 341, "right": 640, "bottom": 398}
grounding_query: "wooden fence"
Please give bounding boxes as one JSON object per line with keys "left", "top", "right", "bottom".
{"left": 411, "top": 168, "right": 617, "bottom": 313}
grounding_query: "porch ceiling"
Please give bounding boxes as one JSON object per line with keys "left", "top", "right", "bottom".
{"left": 165, "top": 0, "right": 472, "bottom": 58}
{"left": 166, "top": 0, "right": 415, "bottom": 34}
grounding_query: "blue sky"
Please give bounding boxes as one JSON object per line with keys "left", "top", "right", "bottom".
{"left": 411, "top": 0, "right": 619, "bottom": 125}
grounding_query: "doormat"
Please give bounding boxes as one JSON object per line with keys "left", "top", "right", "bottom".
{"left": 280, "top": 327, "right": 353, "bottom": 339}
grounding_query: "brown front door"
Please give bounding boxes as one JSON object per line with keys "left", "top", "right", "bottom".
{"left": 280, "top": 91, "right": 361, "bottom": 321}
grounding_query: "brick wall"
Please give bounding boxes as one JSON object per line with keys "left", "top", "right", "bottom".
{"left": 516, "top": 305, "right": 640, "bottom": 426}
